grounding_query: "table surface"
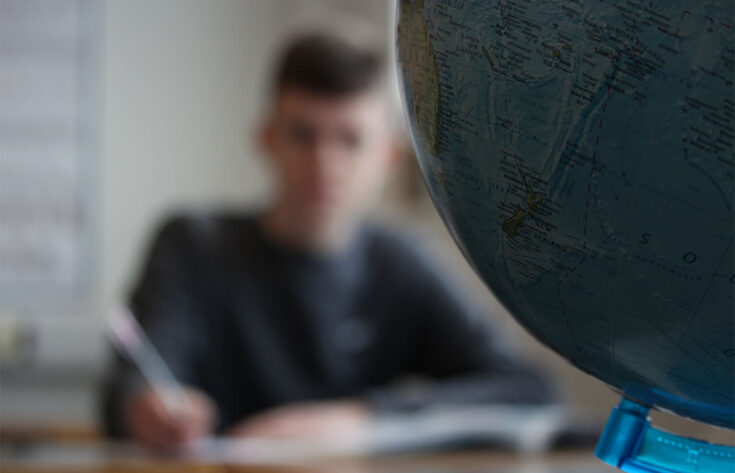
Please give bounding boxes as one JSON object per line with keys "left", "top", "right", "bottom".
{"left": 1, "top": 441, "right": 620, "bottom": 473}
{"left": 0, "top": 406, "right": 616, "bottom": 472}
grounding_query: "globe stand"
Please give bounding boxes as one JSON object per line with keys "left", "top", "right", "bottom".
{"left": 595, "top": 398, "right": 734, "bottom": 472}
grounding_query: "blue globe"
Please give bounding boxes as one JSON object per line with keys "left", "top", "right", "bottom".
{"left": 397, "top": 0, "right": 734, "bottom": 429}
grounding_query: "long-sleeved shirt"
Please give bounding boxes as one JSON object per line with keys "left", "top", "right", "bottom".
{"left": 100, "top": 212, "right": 558, "bottom": 436}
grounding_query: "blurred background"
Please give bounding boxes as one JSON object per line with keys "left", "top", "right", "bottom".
{"left": 0, "top": 0, "right": 720, "bottom": 446}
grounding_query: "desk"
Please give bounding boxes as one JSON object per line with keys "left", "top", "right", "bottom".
{"left": 1, "top": 405, "right": 615, "bottom": 472}
{"left": 2, "top": 443, "right": 619, "bottom": 473}
{"left": 1, "top": 406, "right": 612, "bottom": 471}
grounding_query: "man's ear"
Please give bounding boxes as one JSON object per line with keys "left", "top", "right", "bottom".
{"left": 385, "top": 134, "right": 408, "bottom": 173}
{"left": 255, "top": 116, "right": 276, "bottom": 158}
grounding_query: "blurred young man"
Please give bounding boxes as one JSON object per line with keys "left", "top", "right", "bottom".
{"left": 101, "top": 30, "right": 557, "bottom": 449}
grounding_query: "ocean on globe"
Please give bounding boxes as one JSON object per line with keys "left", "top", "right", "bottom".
{"left": 397, "top": 0, "right": 734, "bottom": 429}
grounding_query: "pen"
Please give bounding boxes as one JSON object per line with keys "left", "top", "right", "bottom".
{"left": 106, "top": 306, "right": 192, "bottom": 416}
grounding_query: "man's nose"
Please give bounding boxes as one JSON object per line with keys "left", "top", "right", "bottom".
{"left": 309, "top": 138, "right": 342, "bottom": 175}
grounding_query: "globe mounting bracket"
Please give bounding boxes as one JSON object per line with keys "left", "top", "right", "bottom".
{"left": 596, "top": 397, "right": 734, "bottom": 473}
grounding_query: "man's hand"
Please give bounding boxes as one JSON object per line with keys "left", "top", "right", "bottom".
{"left": 227, "top": 400, "right": 370, "bottom": 440}
{"left": 124, "top": 386, "right": 217, "bottom": 450}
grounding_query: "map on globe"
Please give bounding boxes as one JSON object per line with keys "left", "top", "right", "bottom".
{"left": 397, "top": 0, "right": 734, "bottom": 429}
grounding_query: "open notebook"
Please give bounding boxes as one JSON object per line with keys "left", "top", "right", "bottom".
{"left": 186, "top": 404, "right": 603, "bottom": 463}
{"left": 367, "top": 404, "right": 603, "bottom": 455}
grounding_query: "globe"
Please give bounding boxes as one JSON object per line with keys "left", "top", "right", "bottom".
{"left": 397, "top": 0, "right": 734, "bottom": 434}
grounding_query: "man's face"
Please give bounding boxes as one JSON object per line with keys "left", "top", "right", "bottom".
{"left": 261, "top": 87, "right": 396, "bottom": 228}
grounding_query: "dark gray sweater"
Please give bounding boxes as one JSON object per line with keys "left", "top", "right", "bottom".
{"left": 100, "top": 213, "right": 557, "bottom": 436}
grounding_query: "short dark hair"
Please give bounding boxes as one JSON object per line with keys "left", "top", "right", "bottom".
{"left": 273, "top": 31, "right": 385, "bottom": 97}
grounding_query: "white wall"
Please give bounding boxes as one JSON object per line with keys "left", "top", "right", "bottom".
{"left": 102, "top": 0, "right": 272, "bottom": 310}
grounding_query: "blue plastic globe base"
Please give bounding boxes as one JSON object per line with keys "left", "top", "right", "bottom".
{"left": 596, "top": 398, "right": 734, "bottom": 472}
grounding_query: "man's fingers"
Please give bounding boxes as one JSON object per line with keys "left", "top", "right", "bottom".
{"left": 183, "top": 390, "right": 218, "bottom": 435}
{"left": 130, "top": 402, "right": 186, "bottom": 447}
{"left": 125, "top": 387, "right": 217, "bottom": 450}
